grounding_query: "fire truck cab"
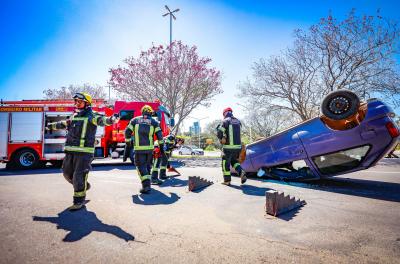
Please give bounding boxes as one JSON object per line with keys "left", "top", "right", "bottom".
{"left": 107, "top": 100, "right": 174, "bottom": 159}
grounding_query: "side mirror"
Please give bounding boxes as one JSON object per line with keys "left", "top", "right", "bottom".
{"left": 170, "top": 117, "right": 175, "bottom": 127}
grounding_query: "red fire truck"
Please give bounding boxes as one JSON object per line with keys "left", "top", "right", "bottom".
{"left": 0, "top": 99, "right": 173, "bottom": 169}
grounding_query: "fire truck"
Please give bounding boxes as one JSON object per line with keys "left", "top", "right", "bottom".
{"left": 0, "top": 99, "right": 174, "bottom": 169}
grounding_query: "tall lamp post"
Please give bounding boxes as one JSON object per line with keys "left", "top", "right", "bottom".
{"left": 162, "top": 5, "right": 180, "bottom": 46}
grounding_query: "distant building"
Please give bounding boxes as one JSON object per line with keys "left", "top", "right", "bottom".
{"left": 189, "top": 121, "right": 201, "bottom": 135}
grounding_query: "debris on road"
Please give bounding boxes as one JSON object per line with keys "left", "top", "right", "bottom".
{"left": 188, "top": 176, "right": 213, "bottom": 192}
{"left": 265, "top": 190, "right": 306, "bottom": 216}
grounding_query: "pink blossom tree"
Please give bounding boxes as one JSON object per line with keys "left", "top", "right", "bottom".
{"left": 109, "top": 41, "right": 222, "bottom": 132}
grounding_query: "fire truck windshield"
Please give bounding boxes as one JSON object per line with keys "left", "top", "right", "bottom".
{"left": 120, "top": 110, "right": 134, "bottom": 121}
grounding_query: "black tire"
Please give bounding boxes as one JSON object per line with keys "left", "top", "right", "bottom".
{"left": 191, "top": 152, "right": 195, "bottom": 156}
{"left": 12, "top": 148, "right": 41, "bottom": 169}
{"left": 179, "top": 151, "right": 182, "bottom": 155}
{"left": 321, "top": 90, "right": 360, "bottom": 120}
{"left": 50, "top": 160, "right": 63, "bottom": 168}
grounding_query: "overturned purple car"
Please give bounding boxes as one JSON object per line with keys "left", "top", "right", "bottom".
{"left": 240, "top": 90, "right": 399, "bottom": 180}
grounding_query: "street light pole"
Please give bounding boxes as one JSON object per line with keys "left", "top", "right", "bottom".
{"left": 162, "top": 5, "right": 180, "bottom": 46}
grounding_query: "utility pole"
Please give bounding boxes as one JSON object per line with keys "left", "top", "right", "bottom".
{"left": 162, "top": 5, "right": 180, "bottom": 46}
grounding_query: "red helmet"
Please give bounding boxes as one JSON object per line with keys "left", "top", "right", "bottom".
{"left": 223, "top": 107, "right": 232, "bottom": 116}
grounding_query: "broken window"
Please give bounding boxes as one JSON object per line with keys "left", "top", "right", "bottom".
{"left": 312, "top": 145, "right": 370, "bottom": 175}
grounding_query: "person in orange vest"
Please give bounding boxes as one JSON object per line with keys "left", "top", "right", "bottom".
{"left": 47, "top": 92, "right": 119, "bottom": 210}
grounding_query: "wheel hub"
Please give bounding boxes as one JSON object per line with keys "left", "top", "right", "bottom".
{"left": 328, "top": 96, "right": 350, "bottom": 115}
{"left": 19, "top": 152, "right": 35, "bottom": 167}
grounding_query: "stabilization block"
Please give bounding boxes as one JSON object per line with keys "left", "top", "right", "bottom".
{"left": 188, "top": 176, "right": 213, "bottom": 192}
{"left": 265, "top": 190, "right": 306, "bottom": 216}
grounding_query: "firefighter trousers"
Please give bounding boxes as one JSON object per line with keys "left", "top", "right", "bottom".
{"left": 62, "top": 152, "right": 93, "bottom": 204}
{"left": 151, "top": 152, "right": 169, "bottom": 179}
{"left": 134, "top": 151, "right": 153, "bottom": 186}
{"left": 222, "top": 149, "right": 243, "bottom": 182}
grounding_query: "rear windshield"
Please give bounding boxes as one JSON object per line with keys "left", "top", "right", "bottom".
{"left": 119, "top": 110, "right": 134, "bottom": 121}
{"left": 312, "top": 145, "right": 370, "bottom": 175}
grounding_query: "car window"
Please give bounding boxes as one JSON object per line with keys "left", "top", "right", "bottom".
{"left": 312, "top": 145, "right": 370, "bottom": 175}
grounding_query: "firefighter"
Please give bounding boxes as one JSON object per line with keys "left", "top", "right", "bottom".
{"left": 47, "top": 92, "right": 119, "bottom": 211}
{"left": 216, "top": 107, "right": 247, "bottom": 185}
{"left": 125, "top": 105, "right": 164, "bottom": 194}
{"left": 151, "top": 134, "right": 178, "bottom": 181}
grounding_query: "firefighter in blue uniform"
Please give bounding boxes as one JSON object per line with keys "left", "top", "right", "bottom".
{"left": 216, "top": 107, "right": 247, "bottom": 185}
{"left": 47, "top": 93, "right": 119, "bottom": 211}
{"left": 125, "top": 105, "right": 164, "bottom": 194}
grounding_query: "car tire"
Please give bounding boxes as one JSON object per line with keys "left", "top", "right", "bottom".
{"left": 179, "top": 151, "right": 182, "bottom": 155}
{"left": 321, "top": 90, "right": 360, "bottom": 120}
{"left": 12, "top": 148, "right": 41, "bottom": 170}
{"left": 191, "top": 152, "right": 195, "bottom": 156}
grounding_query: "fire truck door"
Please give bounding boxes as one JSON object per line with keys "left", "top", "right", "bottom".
{"left": 0, "top": 113, "right": 9, "bottom": 159}
{"left": 10, "top": 112, "right": 43, "bottom": 142}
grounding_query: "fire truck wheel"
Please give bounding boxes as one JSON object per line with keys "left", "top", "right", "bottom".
{"left": 50, "top": 160, "right": 63, "bottom": 168}
{"left": 12, "top": 149, "right": 41, "bottom": 170}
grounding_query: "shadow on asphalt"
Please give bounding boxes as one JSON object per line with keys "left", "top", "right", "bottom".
{"left": 32, "top": 206, "right": 135, "bottom": 242}
{"left": 159, "top": 177, "right": 188, "bottom": 188}
{"left": 252, "top": 176, "right": 400, "bottom": 203}
{"left": 227, "top": 184, "right": 273, "bottom": 196}
{"left": 132, "top": 189, "right": 180, "bottom": 205}
{"left": 276, "top": 206, "right": 304, "bottom": 221}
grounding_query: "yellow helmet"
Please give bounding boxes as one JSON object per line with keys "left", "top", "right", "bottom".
{"left": 141, "top": 105, "right": 154, "bottom": 115}
{"left": 73, "top": 92, "right": 92, "bottom": 105}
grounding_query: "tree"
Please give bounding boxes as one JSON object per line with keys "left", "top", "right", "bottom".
{"left": 109, "top": 41, "right": 222, "bottom": 132}
{"left": 242, "top": 103, "right": 300, "bottom": 141}
{"left": 240, "top": 41, "right": 326, "bottom": 121}
{"left": 43, "top": 84, "right": 107, "bottom": 100}
{"left": 240, "top": 10, "right": 400, "bottom": 123}
{"left": 203, "top": 119, "right": 222, "bottom": 149}
{"left": 295, "top": 9, "right": 400, "bottom": 104}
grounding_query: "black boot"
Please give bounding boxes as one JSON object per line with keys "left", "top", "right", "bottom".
{"left": 151, "top": 171, "right": 163, "bottom": 185}
{"left": 240, "top": 170, "right": 247, "bottom": 184}
{"left": 140, "top": 179, "right": 151, "bottom": 194}
{"left": 160, "top": 170, "right": 168, "bottom": 180}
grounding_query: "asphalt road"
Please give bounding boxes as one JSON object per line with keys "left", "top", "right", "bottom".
{"left": 0, "top": 158, "right": 399, "bottom": 263}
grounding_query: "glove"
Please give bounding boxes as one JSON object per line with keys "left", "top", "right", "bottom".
{"left": 220, "top": 137, "right": 226, "bottom": 144}
{"left": 111, "top": 113, "right": 120, "bottom": 124}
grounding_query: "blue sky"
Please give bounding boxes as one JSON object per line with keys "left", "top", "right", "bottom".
{"left": 1, "top": 0, "right": 399, "bottom": 130}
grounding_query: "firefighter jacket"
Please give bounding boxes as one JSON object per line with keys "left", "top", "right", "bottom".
{"left": 217, "top": 115, "right": 242, "bottom": 150}
{"left": 125, "top": 116, "right": 163, "bottom": 152}
{"left": 50, "top": 107, "right": 114, "bottom": 154}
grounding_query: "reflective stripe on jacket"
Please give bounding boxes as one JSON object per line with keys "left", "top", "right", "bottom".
{"left": 125, "top": 116, "right": 163, "bottom": 151}
{"left": 50, "top": 107, "right": 113, "bottom": 153}
{"left": 217, "top": 116, "right": 242, "bottom": 149}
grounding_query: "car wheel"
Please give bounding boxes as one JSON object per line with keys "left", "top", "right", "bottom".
{"left": 179, "top": 151, "right": 182, "bottom": 155}
{"left": 12, "top": 149, "right": 41, "bottom": 169}
{"left": 321, "top": 90, "right": 360, "bottom": 120}
{"left": 191, "top": 152, "right": 195, "bottom": 156}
